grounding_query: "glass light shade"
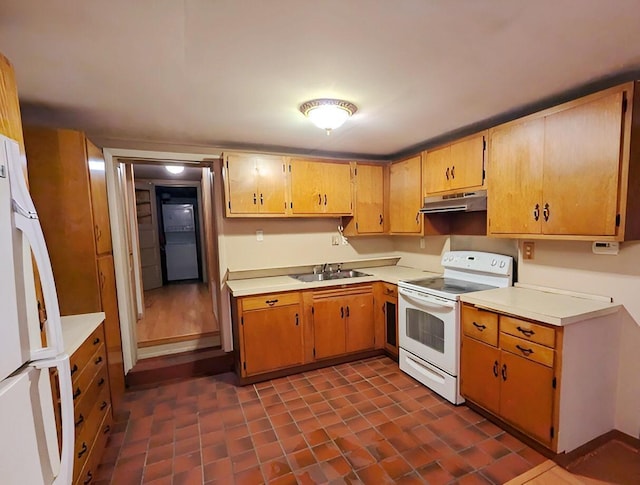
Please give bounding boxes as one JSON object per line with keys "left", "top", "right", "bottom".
{"left": 300, "top": 99, "right": 357, "bottom": 134}
{"left": 165, "top": 165, "right": 184, "bottom": 174}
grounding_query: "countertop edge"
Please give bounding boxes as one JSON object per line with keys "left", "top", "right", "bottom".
{"left": 61, "top": 312, "right": 106, "bottom": 356}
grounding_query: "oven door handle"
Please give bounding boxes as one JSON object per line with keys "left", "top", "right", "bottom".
{"left": 399, "top": 287, "right": 457, "bottom": 309}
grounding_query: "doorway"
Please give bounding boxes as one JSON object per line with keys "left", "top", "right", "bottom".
{"left": 128, "top": 162, "right": 220, "bottom": 358}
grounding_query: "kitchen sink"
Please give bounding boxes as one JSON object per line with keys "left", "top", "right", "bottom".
{"left": 290, "top": 269, "right": 371, "bottom": 283}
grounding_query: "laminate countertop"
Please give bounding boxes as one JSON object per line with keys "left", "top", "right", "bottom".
{"left": 61, "top": 312, "right": 106, "bottom": 355}
{"left": 226, "top": 265, "right": 438, "bottom": 297}
{"left": 460, "top": 286, "right": 621, "bottom": 326}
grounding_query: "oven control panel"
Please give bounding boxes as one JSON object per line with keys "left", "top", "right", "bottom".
{"left": 441, "top": 251, "right": 513, "bottom": 276}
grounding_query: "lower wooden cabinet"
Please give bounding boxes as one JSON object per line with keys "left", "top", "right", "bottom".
{"left": 374, "top": 282, "right": 398, "bottom": 357}
{"left": 69, "top": 322, "right": 113, "bottom": 485}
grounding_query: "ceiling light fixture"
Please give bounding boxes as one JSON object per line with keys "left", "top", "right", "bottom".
{"left": 165, "top": 165, "right": 184, "bottom": 174}
{"left": 299, "top": 98, "right": 357, "bottom": 135}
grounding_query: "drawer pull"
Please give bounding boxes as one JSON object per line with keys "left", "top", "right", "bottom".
{"left": 73, "top": 388, "right": 82, "bottom": 400}
{"left": 516, "top": 344, "right": 534, "bottom": 356}
{"left": 472, "top": 321, "right": 486, "bottom": 331}
{"left": 100, "top": 401, "right": 108, "bottom": 411}
{"left": 93, "top": 337, "right": 100, "bottom": 345}
{"left": 70, "top": 364, "right": 78, "bottom": 376}
{"left": 75, "top": 414, "right": 84, "bottom": 427}
{"left": 98, "top": 377, "right": 105, "bottom": 387}
{"left": 384, "top": 288, "right": 394, "bottom": 295}
{"left": 516, "top": 326, "right": 535, "bottom": 337}
{"left": 501, "top": 364, "right": 507, "bottom": 381}
{"left": 103, "top": 425, "right": 111, "bottom": 434}
{"left": 265, "top": 299, "right": 278, "bottom": 306}
{"left": 78, "top": 442, "right": 88, "bottom": 458}
{"left": 94, "top": 356, "right": 103, "bottom": 365}
{"left": 295, "top": 313, "right": 299, "bottom": 326}
{"left": 492, "top": 360, "right": 499, "bottom": 377}
{"left": 83, "top": 471, "right": 93, "bottom": 484}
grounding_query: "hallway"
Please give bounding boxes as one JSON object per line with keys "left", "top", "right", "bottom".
{"left": 137, "top": 282, "right": 219, "bottom": 348}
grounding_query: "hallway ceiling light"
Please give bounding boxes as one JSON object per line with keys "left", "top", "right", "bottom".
{"left": 165, "top": 165, "right": 184, "bottom": 174}
{"left": 299, "top": 98, "right": 357, "bottom": 135}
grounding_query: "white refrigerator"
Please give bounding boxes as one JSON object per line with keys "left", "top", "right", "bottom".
{"left": 162, "top": 203, "right": 199, "bottom": 281}
{"left": 0, "top": 134, "right": 74, "bottom": 484}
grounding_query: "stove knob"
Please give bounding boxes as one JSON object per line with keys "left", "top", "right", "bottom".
{"left": 491, "top": 259, "right": 497, "bottom": 266}
{"left": 499, "top": 261, "right": 506, "bottom": 268}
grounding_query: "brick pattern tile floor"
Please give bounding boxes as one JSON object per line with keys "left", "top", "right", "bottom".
{"left": 94, "top": 357, "right": 546, "bottom": 484}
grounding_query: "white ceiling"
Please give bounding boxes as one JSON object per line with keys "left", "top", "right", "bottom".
{"left": 2, "top": 1, "right": 640, "bottom": 158}
{"left": 133, "top": 163, "right": 203, "bottom": 182}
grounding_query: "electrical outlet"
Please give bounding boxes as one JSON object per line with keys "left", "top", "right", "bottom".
{"left": 419, "top": 238, "right": 425, "bottom": 249}
{"left": 256, "top": 230, "right": 263, "bottom": 242}
{"left": 523, "top": 241, "right": 535, "bottom": 260}
{"left": 331, "top": 235, "right": 340, "bottom": 246}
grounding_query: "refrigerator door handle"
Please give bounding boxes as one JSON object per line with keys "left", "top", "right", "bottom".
{"left": 32, "top": 355, "right": 74, "bottom": 485}
{"left": 5, "top": 138, "right": 64, "bottom": 360}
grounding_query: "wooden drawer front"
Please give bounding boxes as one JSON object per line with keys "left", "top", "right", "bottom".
{"left": 74, "top": 397, "right": 111, "bottom": 480}
{"left": 69, "top": 325, "right": 105, "bottom": 383}
{"left": 242, "top": 292, "right": 299, "bottom": 311}
{"left": 74, "top": 359, "right": 108, "bottom": 416}
{"left": 74, "top": 383, "right": 110, "bottom": 440}
{"left": 501, "top": 316, "right": 556, "bottom": 348}
{"left": 461, "top": 305, "right": 498, "bottom": 346}
{"left": 74, "top": 409, "right": 112, "bottom": 485}
{"left": 501, "top": 333, "right": 555, "bottom": 368}
{"left": 72, "top": 344, "right": 107, "bottom": 408}
{"left": 380, "top": 282, "right": 397, "bottom": 298}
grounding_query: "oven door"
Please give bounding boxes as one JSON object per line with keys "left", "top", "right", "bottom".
{"left": 398, "top": 286, "right": 459, "bottom": 376}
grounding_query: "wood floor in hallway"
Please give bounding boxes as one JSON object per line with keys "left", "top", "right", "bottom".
{"left": 137, "top": 282, "right": 219, "bottom": 347}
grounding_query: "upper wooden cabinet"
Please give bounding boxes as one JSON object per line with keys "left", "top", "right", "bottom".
{"left": 289, "top": 158, "right": 352, "bottom": 215}
{"left": 223, "top": 153, "right": 287, "bottom": 216}
{"left": 343, "top": 162, "right": 386, "bottom": 235}
{"left": 389, "top": 155, "right": 423, "bottom": 234}
{"left": 424, "top": 132, "right": 486, "bottom": 195}
{"left": 488, "top": 83, "right": 640, "bottom": 241}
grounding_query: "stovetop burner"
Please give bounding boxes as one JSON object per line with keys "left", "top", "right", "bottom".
{"left": 400, "top": 276, "right": 497, "bottom": 296}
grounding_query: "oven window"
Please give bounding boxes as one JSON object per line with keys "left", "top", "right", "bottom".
{"left": 406, "top": 308, "right": 445, "bottom": 353}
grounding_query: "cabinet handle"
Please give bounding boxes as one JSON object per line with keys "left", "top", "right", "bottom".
{"left": 543, "top": 203, "right": 550, "bottom": 222}
{"left": 103, "top": 425, "right": 111, "bottom": 434}
{"left": 379, "top": 214, "right": 383, "bottom": 225}
{"left": 324, "top": 194, "right": 327, "bottom": 206}
{"left": 493, "top": 360, "right": 499, "bottom": 377}
{"left": 100, "top": 401, "right": 108, "bottom": 411}
{"left": 346, "top": 306, "right": 350, "bottom": 317}
{"left": 75, "top": 414, "right": 84, "bottom": 427}
{"left": 98, "top": 377, "right": 105, "bottom": 386}
{"left": 95, "top": 224, "right": 101, "bottom": 241}
{"left": 472, "top": 321, "right": 486, "bottom": 331}
{"left": 533, "top": 203, "right": 540, "bottom": 221}
{"left": 93, "top": 337, "right": 101, "bottom": 345}
{"left": 516, "top": 326, "right": 535, "bottom": 337}
{"left": 384, "top": 288, "right": 394, "bottom": 295}
{"left": 95, "top": 356, "right": 103, "bottom": 365}
{"left": 265, "top": 299, "right": 278, "bottom": 306}
{"left": 501, "top": 364, "right": 507, "bottom": 381}
{"left": 295, "top": 313, "right": 299, "bottom": 326}
{"left": 318, "top": 194, "right": 322, "bottom": 205}
{"left": 73, "top": 388, "right": 82, "bottom": 400}
{"left": 260, "top": 193, "right": 264, "bottom": 205}
{"left": 83, "top": 471, "right": 93, "bottom": 484}
{"left": 416, "top": 212, "right": 420, "bottom": 224}
{"left": 253, "top": 193, "right": 257, "bottom": 205}
{"left": 445, "top": 167, "right": 450, "bottom": 180}
{"left": 516, "top": 344, "right": 534, "bottom": 356}
{"left": 70, "top": 364, "right": 78, "bottom": 376}
{"left": 99, "top": 272, "right": 106, "bottom": 290}
{"left": 78, "top": 442, "right": 88, "bottom": 458}
{"left": 340, "top": 306, "right": 344, "bottom": 318}
{"left": 451, "top": 165, "right": 455, "bottom": 179}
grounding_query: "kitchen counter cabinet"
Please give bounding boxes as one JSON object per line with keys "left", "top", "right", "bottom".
{"left": 289, "top": 158, "right": 352, "bottom": 215}
{"left": 423, "top": 132, "right": 486, "bottom": 195}
{"left": 488, "top": 82, "right": 640, "bottom": 241}
{"left": 389, "top": 155, "right": 423, "bottom": 234}
{"left": 374, "top": 282, "right": 398, "bottom": 357}
{"left": 223, "top": 153, "right": 287, "bottom": 216}
{"left": 343, "top": 162, "right": 386, "bottom": 235}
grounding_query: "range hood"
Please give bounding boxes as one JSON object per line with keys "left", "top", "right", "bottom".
{"left": 419, "top": 190, "right": 487, "bottom": 214}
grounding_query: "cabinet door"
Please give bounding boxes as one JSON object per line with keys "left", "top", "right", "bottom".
{"left": 543, "top": 91, "right": 623, "bottom": 236}
{"left": 290, "top": 159, "right": 324, "bottom": 214}
{"left": 389, "top": 156, "right": 423, "bottom": 233}
{"left": 97, "top": 255, "right": 125, "bottom": 411}
{"left": 449, "top": 134, "right": 485, "bottom": 191}
{"left": 354, "top": 164, "right": 384, "bottom": 233}
{"left": 499, "top": 351, "right": 555, "bottom": 446}
{"left": 226, "top": 155, "right": 259, "bottom": 214}
{"left": 345, "top": 292, "right": 375, "bottom": 353}
{"left": 256, "top": 156, "right": 286, "bottom": 214}
{"left": 242, "top": 305, "right": 303, "bottom": 375}
{"left": 488, "top": 118, "right": 544, "bottom": 235}
{"left": 424, "top": 145, "right": 451, "bottom": 194}
{"left": 87, "top": 139, "right": 112, "bottom": 255}
{"left": 313, "top": 298, "right": 346, "bottom": 359}
{"left": 460, "top": 336, "right": 500, "bottom": 415}
{"left": 322, "top": 162, "right": 352, "bottom": 214}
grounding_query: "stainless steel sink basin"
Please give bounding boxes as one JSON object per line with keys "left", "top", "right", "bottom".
{"left": 290, "top": 270, "right": 371, "bottom": 283}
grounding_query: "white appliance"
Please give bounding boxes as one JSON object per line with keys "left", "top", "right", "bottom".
{"left": 0, "top": 135, "right": 74, "bottom": 484}
{"left": 398, "top": 251, "right": 513, "bottom": 405}
{"left": 162, "top": 203, "right": 199, "bottom": 281}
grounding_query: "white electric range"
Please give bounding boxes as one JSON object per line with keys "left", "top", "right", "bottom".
{"left": 398, "top": 251, "right": 513, "bottom": 404}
